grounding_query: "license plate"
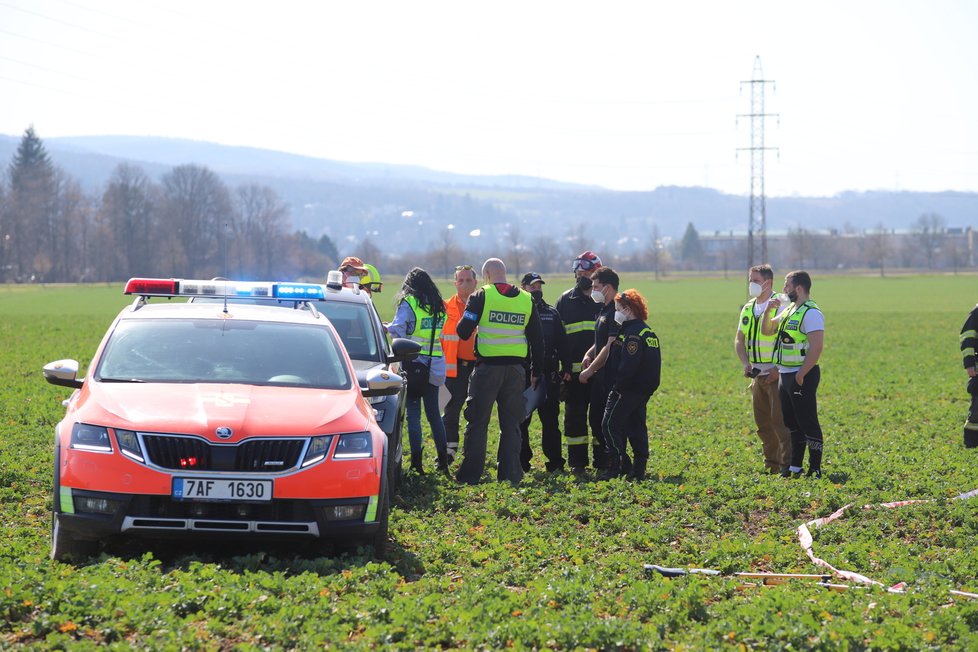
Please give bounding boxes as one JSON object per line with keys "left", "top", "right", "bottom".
{"left": 172, "top": 477, "right": 273, "bottom": 502}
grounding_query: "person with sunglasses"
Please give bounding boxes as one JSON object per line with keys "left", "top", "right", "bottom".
{"left": 554, "top": 251, "right": 605, "bottom": 473}
{"left": 441, "top": 264, "right": 479, "bottom": 462}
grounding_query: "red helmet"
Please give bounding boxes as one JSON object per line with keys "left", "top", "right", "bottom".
{"left": 573, "top": 251, "right": 602, "bottom": 272}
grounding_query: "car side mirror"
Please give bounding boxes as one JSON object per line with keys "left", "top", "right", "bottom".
{"left": 43, "top": 359, "right": 83, "bottom": 389}
{"left": 359, "top": 367, "right": 404, "bottom": 397}
{"left": 387, "top": 337, "right": 421, "bottom": 364}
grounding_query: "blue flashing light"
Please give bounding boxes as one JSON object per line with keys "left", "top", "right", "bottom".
{"left": 274, "top": 283, "right": 326, "bottom": 300}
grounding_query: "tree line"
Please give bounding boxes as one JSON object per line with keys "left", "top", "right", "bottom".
{"left": 2, "top": 127, "right": 972, "bottom": 285}
{"left": 0, "top": 127, "right": 340, "bottom": 283}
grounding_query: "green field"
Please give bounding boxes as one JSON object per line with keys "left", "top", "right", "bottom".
{"left": 2, "top": 275, "right": 978, "bottom": 649}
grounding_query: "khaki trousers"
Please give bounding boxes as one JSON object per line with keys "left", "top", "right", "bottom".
{"left": 752, "top": 374, "right": 791, "bottom": 471}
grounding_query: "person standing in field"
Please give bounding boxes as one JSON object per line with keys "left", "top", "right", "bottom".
{"left": 577, "top": 267, "right": 622, "bottom": 472}
{"left": 518, "top": 272, "right": 572, "bottom": 472}
{"left": 763, "top": 270, "right": 826, "bottom": 478}
{"left": 959, "top": 304, "right": 978, "bottom": 448}
{"left": 454, "top": 258, "right": 544, "bottom": 485}
{"left": 387, "top": 267, "right": 451, "bottom": 474}
{"left": 554, "top": 251, "right": 604, "bottom": 472}
{"left": 599, "top": 289, "right": 661, "bottom": 481}
{"left": 441, "top": 264, "right": 479, "bottom": 462}
{"left": 734, "top": 264, "right": 792, "bottom": 473}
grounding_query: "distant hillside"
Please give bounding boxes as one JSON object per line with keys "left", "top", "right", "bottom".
{"left": 2, "top": 134, "right": 977, "bottom": 258}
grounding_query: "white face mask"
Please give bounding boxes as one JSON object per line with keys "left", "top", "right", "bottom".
{"left": 614, "top": 310, "right": 628, "bottom": 324}
{"left": 592, "top": 287, "right": 605, "bottom": 303}
{"left": 748, "top": 281, "right": 763, "bottom": 298}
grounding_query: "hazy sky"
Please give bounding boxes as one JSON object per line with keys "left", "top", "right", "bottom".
{"left": 2, "top": 0, "right": 976, "bottom": 197}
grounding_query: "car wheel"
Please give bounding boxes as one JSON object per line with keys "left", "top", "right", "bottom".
{"left": 51, "top": 512, "right": 97, "bottom": 562}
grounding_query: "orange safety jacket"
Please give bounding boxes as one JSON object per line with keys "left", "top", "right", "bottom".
{"left": 442, "top": 294, "right": 477, "bottom": 378}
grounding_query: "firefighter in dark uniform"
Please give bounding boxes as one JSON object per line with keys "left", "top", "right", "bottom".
{"left": 600, "top": 289, "right": 661, "bottom": 481}
{"left": 960, "top": 304, "right": 978, "bottom": 448}
{"left": 519, "top": 272, "right": 572, "bottom": 472}
{"left": 554, "top": 251, "right": 604, "bottom": 472}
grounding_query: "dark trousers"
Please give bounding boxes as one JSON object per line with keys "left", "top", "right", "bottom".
{"left": 455, "top": 363, "right": 526, "bottom": 485}
{"left": 442, "top": 362, "right": 474, "bottom": 456}
{"left": 563, "top": 373, "right": 608, "bottom": 469}
{"left": 779, "top": 366, "right": 824, "bottom": 471}
{"left": 520, "top": 375, "right": 565, "bottom": 471}
{"left": 601, "top": 389, "right": 650, "bottom": 473}
{"left": 965, "top": 377, "right": 978, "bottom": 448}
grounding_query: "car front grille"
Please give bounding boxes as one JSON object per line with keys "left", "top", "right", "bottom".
{"left": 142, "top": 435, "right": 305, "bottom": 472}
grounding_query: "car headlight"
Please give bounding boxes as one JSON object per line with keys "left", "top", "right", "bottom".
{"left": 333, "top": 432, "right": 373, "bottom": 459}
{"left": 365, "top": 394, "right": 386, "bottom": 405}
{"left": 114, "top": 429, "right": 144, "bottom": 462}
{"left": 302, "top": 435, "right": 333, "bottom": 467}
{"left": 70, "top": 424, "right": 112, "bottom": 453}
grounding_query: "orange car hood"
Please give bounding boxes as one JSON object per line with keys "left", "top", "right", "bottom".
{"left": 73, "top": 382, "right": 368, "bottom": 440}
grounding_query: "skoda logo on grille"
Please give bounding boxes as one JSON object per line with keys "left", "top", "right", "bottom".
{"left": 215, "top": 427, "right": 233, "bottom": 439}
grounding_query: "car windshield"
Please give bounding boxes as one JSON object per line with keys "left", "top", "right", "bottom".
{"left": 96, "top": 319, "right": 352, "bottom": 388}
{"left": 315, "top": 301, "right": 381, "bottom": 362}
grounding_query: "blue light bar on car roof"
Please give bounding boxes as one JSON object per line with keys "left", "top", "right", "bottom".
{"left": 124, "top": 278, "right": 325, "bottom": 300}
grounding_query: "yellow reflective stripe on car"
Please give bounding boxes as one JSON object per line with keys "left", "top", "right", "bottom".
{"left": 60, "top": 486, "right": 74, "bottom": 514}
{"left": 364, "top": 494, "right": 378, "bottom": 522}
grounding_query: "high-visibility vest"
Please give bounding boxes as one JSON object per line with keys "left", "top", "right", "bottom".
{"left": 776, "top": 300, "right": 820, "bottom": 368}
{"left": 476, "top": 285, "right": 532, "bottom": 358}
{"left": 442, "top": 294, "right": 476, "bottom": 377}
{"left": 739, "top": 298, "right": 779, "bottom": 365}
{"left": 404, "top": 296, "right": 444, "bottom": 357}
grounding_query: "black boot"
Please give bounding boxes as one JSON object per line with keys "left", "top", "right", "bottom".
{"left": 629, "top": 458, "right": 647, "bottom": 481}
{"left": 437, "top": 451, "right": 450, "bottom": 474}
{"left": 965, "top": 428, "right": 978, "bottom": 449}
{"left": 596, "top": 458, "right": 622, "bottom": 481}
{"left": 411, "top": 456, "right": 424, "bottom": 475}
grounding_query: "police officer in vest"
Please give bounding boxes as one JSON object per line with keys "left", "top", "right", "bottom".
{"left": 455, "top": 258, "right": 545, "bottom": 485}
{"left": 763, "top": 270, "right": 826, "bottom": 479}
{"left": 554, "top": 251, "right": 604, "bottom": 472}
{"left": 519, "top": 272, "right": 572, "bottom": 472}
{"left": 958, "top": 303, "right": 978, "bottom": 448}
{"left": 734, "top": 264, "right": 791, "bottom": 473}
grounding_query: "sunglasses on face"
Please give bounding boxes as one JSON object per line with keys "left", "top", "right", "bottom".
{"left": 455, "top": 265, "right": 474, "bottom": 271}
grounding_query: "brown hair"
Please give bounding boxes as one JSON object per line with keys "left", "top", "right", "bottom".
{"left": 615, "top": 289, "right": 648, "bottom": 321}
{"left": 785, "top": 270, "right": 812, "bottom": 293}
{"left": 590, "top": 267, "right": 619, "bottom": 291}
{"left": 749, "top": 264, "right": 774, "bottom": 281}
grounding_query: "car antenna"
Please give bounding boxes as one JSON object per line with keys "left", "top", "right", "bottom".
{"left": 222, "top": 220, "right": 230, "bottom": 314}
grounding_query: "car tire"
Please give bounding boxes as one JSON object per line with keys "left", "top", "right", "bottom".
{"left": 51, "top": 512, "right": 98, "bottom": 562}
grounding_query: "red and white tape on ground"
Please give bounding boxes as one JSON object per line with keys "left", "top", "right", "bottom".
{"left": 798, "top": 487, "right": 978, "bottom": 596}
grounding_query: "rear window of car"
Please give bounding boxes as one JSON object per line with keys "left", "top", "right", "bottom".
{"left": 95, "top": 319, "right": 351, "bottom": 389}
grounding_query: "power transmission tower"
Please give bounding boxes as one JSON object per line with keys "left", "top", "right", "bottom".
{"left": 737, "top": 55, "right": 778, "bottom": 266}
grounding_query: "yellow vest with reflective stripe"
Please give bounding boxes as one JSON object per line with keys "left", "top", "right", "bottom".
{"left": 477, "top": 285, "right": 532, "bottom": 358}
{"left": 739, "top": 298, "right": 779, "bottom": 364}
{"left": 776, "top": 300, "right": 819, "bottom": 368}
{"left": 405, "top": 296, "right": 444, "bottom": 357}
